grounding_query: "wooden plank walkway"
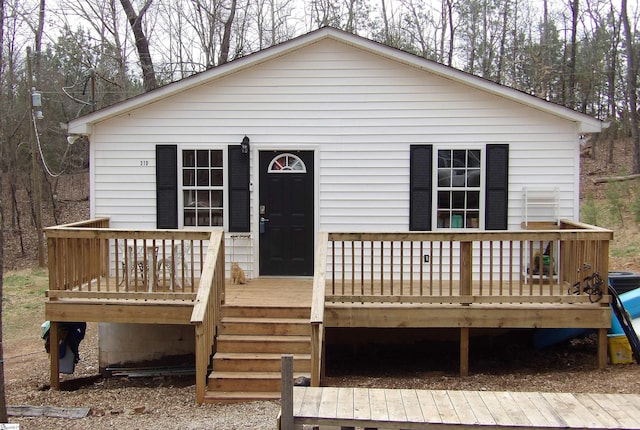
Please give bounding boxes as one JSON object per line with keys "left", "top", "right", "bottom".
{"left": 287, "top": 386, "right": 640, "bottom": 429}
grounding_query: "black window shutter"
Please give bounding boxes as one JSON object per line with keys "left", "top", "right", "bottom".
{"left": 485, "top": 144, "right": 509, "bottom": 230}
{"left": 228, "top": 146, "right": 250, "bottom": 232}
{"left": 409, "top": 145, "right": 433, "bottom": 231}
{"left": 156, "top": 145, "right": 178, "bottom": 229}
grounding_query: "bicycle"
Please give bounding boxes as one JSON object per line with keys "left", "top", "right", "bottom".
{"left": 568, "top": 263, "right": 604, "bottom": 303}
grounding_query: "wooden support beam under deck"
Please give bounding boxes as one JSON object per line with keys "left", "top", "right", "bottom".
{"left": 460, "top": 327, "right": 469, "bottom": 377}
{"left": 49, "top": 322, "right": 60, "bottom": 390}
{"left": 598, "top": 328, "right": 608, "bottom": 369}
{"left": 45, "top": 301, "right": 194, "bottom": 325}
{"left": 45, "top": 298, "right": 196, "bottom": 391}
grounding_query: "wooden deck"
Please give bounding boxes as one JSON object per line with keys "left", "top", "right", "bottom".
{"left": 44, "top": 219, "right": 617, "bottom": 403}
{"left": 286, "top": 386, "right": 640, "bottom": 429}
{"left": 224, "top": 278, "right": 313, "bottom": 307}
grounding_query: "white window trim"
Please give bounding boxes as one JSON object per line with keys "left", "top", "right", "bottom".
{"left": 432, "top": 145, "right": 486, "bottom": 230}
{"left": 178, "top": 146, "right": 227, "bottom": 230}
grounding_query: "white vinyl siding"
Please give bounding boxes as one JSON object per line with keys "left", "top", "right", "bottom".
{"left": 88, "top": 38, "right": 582, "bottom": 272}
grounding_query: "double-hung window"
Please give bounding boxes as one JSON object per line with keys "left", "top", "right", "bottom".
{"left": 436, "top": 149, "right": 481, "bottom": 229}
{"left": 410, "top": 144, "right": 508, "bottom": 232}
{"left": 182, "top": 149, "right": 224, "bottom": 227}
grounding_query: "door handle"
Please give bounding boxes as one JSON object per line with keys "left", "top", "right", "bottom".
{"left": 259, "top": 217, "right": 269, "bottom": 234}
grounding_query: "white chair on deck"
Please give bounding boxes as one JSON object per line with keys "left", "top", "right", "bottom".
{"left": 155, "top": 241, "right": 192, "bottom": 290}
{"left": 117, "top": 240, "right": 148, "bottom": 287}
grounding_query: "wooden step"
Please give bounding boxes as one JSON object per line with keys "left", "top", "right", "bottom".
{"left": 221, "top": 305, "right": 310, "bottom": 319}
{"left": 216, "top": 335, "right": 311, "bottom": 354}
{"left": 218, "top": 317, "right": 311, "bottom": 336}
{"left": 206, "top": 302, "right": 312, "bottom": 402}
{"left": 212, "top": 352, "right": 311, "bottom": 372}
{"left": 202, "top": 391, "right": 281, "bottom": 403}
{"left": 207, "top": 371, "right": 310, "bottom": 392}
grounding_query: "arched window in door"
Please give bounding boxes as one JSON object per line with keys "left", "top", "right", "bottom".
{"left": 267, "top": 153, "right": 307, "bottom": 173}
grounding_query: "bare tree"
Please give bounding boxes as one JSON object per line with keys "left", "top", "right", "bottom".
{"left": 309, "top": 0, "right": 341, "bottom": 28}
{"left": 34, "top": 0, "right": 45, "bottom": 79}
{"left": 444, "top": 0, "right": 455, "bottom": 66}
{"left": 604, "top": 1, "right": 621, "bottom": 122}
{"left": 621, "top": 0, "right": 640, "bottom": 173}
{"left": 31, "top": 3, "right": 46, "bottom": 267}
{"left": 344, "top": 0, "right": 357, "bottom": 32}
{"left": 56, "top": 0, "right": 131, "bottom": 103}
{"left": 380, "top": 0, "right": 390, "bottom": 43}
{"left": 120, "top": 0, "right": 157, "bottom": 91}
{"left": 397, "top": 0, "right": 431, "bottom": 57}
{"left": 218, "top": 0, "right": 238, "bottom": 65}
{"left": 0, "top": 0, "right": 7, "bottom": 420}
{"left": 566, "top": 0, "right": 579, "bottom": 108}
{"left": 0, "top": 176, "right": 5, "bottom": 424}
{"left": 254, "top": 0, "right": 297, "bottom": 49}
{"left": 495, "top": 0, "right": 510, "bottom": 83}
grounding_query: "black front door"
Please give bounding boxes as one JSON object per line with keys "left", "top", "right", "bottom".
{"left": 259, "top": 151, "right": 314, "bottom": 276}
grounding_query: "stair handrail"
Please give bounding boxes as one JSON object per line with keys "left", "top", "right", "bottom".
{"left": 310, "top": 232, "right": 329, "bottom": 386}
{"left": 191, "top": 230, "right": 225, "bottom": 404}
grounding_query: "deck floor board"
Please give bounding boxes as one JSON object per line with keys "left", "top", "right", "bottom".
{"left": 336, "top": 386, "right": 354, "bottom": 421}
{"left": 291, "top": 387, "right": 640, "bottom": 429}
{"left": 400, "top": 388, "right": 425, "bottom": 423}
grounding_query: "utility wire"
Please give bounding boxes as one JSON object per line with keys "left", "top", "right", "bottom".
{"left": 31, "top": 111, "right": 72, "bottom": 178}
{"left": 62, "top": 84, "right": 93, "bottom": 106}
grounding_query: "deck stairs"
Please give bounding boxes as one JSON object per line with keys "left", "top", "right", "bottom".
{"left": 203, "top": 303, "right": 312, "bottom": 403}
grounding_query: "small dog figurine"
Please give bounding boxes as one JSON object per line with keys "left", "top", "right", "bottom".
{"left": 231, "top": 262, "right": 247, "bottom": 284}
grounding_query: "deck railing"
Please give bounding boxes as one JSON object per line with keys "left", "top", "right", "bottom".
{"left": 45, "top": 218, "right": 226, "bottom": 404}
{"left": 310, "top": 220, "right": 613, "bottom": 385}
{"left": 45, "top": 218, "right": 212, "bottom": 298}
{"left": 191, "top": 230, "right": 225, "bottom": 404}
{"left": 310, "top": 232, "right": 328, "bottom": 387}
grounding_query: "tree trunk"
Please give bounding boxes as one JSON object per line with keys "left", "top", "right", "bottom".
{"left": 0, "top": 0, "right": 7, "bottom": 422}
{"left": 345, "top": 0, "right": 356, "bottom": 32}
{"left": 567, "top": 0, "right": 579, "bottom": 108}
{"left": 218, "top": 0, "right": 238, "bottom": 65}
{"left": 0, "top": 188, "right": 5, "bottom": 424}
{"left": 120, "top": 0, "right": 158, "bottom": 92}
{"left": 607, "top": 7, "right": 620, "bottom": 127}
{"left": 381, "top": 0, "right": 390, "bottom": 45}
{"left": 447, "top": 0, "right": 454, "bottom": 66}
{"left": 34, "top": 0, "right": 45, "bottom": 83}
{"left": 110, "top": 0, "right": 130, "bottom": 100}
{"left": 622, "top": 0, "right": 640, "bottom": 174}
{"left": 439, "top": 0, "right": 447, "bottom": 63}
{"left": 496, "top": 0, "right": 510, "bottom": 84}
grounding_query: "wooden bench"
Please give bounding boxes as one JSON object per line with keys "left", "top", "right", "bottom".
{"left": 278, "top": 357, "right": 640, "bottom": 430}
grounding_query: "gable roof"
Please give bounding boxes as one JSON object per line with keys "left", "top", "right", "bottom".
{"left": 68, "top": 27, "right": 604, "bottom": 135}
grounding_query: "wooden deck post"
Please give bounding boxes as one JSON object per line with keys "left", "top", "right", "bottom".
{"left": 460, "top": 241, "right": 472, "bottom": 302}
{"left": 460, "top": 327, "right": 469, "bottom": 376}
{"left": 49, "top": 322, "right": 60, "bottom": 390}
{"left": 460, "top": 240, "right": 471, "bottom": 376}
{"left": 598, "top": 328, "right": 608, "bottom": 369}
{"left": 280, "top": 354, "right": 294, "bottom": 430}
{"left": 194, "top": 325, "right": 206, "bottom": 404}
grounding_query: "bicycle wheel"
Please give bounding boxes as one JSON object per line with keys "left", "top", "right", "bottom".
{"left": 588, "top": 277, "right": 604, "bottom": 303}
{"left": 589, "top": 285, "right": 603, "bottom": 302}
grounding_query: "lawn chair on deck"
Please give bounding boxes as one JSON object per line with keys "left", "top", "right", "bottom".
{"left": 155, "top": 241, "right": 192, "bottom": 290}
{"left": 117, "top": 240, "right": 149, "bottom": 288}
